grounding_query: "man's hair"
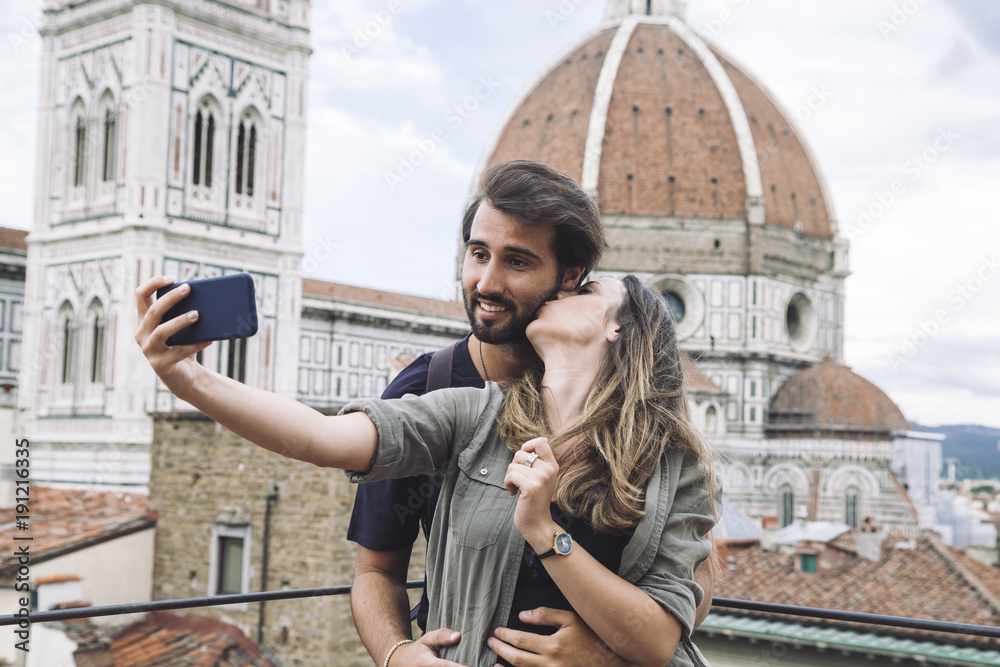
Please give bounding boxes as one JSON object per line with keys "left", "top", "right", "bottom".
{"left": 462, "top": 160, "right": 606, "bottom": 282}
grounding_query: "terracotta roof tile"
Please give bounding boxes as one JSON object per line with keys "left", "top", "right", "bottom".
{"left": 767, "top": 359, "right": 910, "bottom": 438}
{"left": 682, "top": 354, "right": 727, "bottom": 394}
{"left": 301, "top": 277, "right": 466, "bottom": 320}
{"left": 712, "top": 47, "right": 832, "bottom": 238}
{"left": 0, "top": 226, "right": 28, "bottom": 252}
{"left": 489, "top": 28, "right": 616, "bottom": 185}
{"left": 0, "top": 486, "right": 155, "bottom": 576}
{"left": 599, "top": 24, "right": 746, "bottom": 219}
{"left": 103, "top": 612, "right": 275, "bottom": 667}
{"left": 719, "top": 532, "right": 1000, "bottom": 647}
{"left": 36, "top": 573, "right": 82, "bottom": 585}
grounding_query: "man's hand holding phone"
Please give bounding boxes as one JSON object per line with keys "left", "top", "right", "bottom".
{"left": 135, "top": 275, "right": 215, "bottom": 399}
{"left": 136, "top": 273, "right": 257, "bottom": 398}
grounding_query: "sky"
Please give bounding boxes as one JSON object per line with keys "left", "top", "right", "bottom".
{"left": 1, "top": 0, "right": 998, "bottom": 429}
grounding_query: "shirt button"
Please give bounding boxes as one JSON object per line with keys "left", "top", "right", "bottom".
{"left": 530, "top": 569, "right": 540, "bottom": 580}
{"left": 480, "top": 468, "right": 489, "bottom": 475}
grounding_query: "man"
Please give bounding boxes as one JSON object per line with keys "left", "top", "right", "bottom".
{"left": 348, "top": 160, "right": 712, "bottom": 666}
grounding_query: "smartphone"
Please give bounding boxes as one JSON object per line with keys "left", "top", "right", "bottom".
{"left": 156, "top": 273, "right": 258, "bottom": 346}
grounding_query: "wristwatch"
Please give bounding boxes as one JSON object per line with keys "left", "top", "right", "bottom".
{"left": 536, "top": 531, "right": 573, "bottom": 559}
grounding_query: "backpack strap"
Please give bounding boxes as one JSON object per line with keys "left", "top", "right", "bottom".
{"left": 412, "top": 340, "right": 458, "bottom": 623}
{"left": 425, "top": 341, "right": 458, "bottom": 393}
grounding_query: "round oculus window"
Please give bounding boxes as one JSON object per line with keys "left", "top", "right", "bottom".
{"left": 652, "top": 276, "right": 704, "bottom": 339}
{"left": 785, "top": 292, "right": 818, "bottom": 351}
{"left": 662, "top": 290, "right": 686, "bottom": 324}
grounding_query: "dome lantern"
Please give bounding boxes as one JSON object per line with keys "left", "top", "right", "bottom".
{"left": 605, "top": 0, "right": 688, "bottom": 22}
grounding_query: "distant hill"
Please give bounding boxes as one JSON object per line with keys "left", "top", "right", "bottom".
{"left": 912, "top": 423, "right": 1000, "bottom": 480}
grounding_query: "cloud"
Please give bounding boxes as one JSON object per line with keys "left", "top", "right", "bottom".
{"left": 945, "top": 0, "right": 1000, "bottom": 57}
{"left": 301, "top": 106, "right": 472, "bottom": 297}
{"left": 309, "top": 2, "right": 448, "bottom": 106}
{"left": 948, "top": 117, "right": 1000, "bottom": 162}
{"left": 0, "top": 9, "right": 42, "bottom": 231}
{"left": 931, "top": 35, "right": 978, "bottom": 79}
{"left": 856, "top": 333, "right": 1000, "bottom": 428}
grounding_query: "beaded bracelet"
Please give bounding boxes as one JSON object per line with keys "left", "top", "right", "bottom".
{"left": 383, "top": 639, "right": 414, "bottom": 667}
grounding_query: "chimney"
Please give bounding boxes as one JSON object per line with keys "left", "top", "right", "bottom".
{"left": 761, "top": 516, "right": 779, "bottom": 551}
{"left": 856, "top": 532, "right": 884, "bottom": 561}
{"left": 796, "top": 504, "right": 809, "bottom": 527}
{"left": 856, "top": 516, "right": 884, "bottom": 561}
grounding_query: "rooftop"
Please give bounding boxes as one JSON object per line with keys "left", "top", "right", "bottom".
{"left": 0, "top": 486, "right": 155, "bottom": 577}
{"left": 718, "top": 532, "right": 1000, "bottom": 648}
{"left": 681, "top": 354, "right": 727, "bottom": 395}
{"left": 700, "top": 614, "right": 1000, "bottom": 666}
{"left": 302, "top": 277, "right": 466, "bottom": 320}
{"left": 0, "top": 226, "right": 28, "bottom": 253}
{"left": 767, "top": 359, "right": 911, "bottom": 439}
{"left": 64, "top": 611, "right": 274, "bottom": 667}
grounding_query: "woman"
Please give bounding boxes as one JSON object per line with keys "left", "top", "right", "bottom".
{"left": 135, "top": 274, "right": 719, "bottom": 667}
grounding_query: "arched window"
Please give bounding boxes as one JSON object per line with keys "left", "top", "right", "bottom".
{"left": 59, "top": 303, "right": 77, "bottom": 385}
{"left": 192, "top": 101, "right": 217, "bottom": 188}
{"left": 73, "top": 115, "right": 87, "bottom": 188}
{"left": 705, "top": 405, "right": 718, "bottom": 434}
{"left": 229, "top": 108, "right": 265, "bottom": 222}
{"left": 87, "top": 301, "right": 106, "bottom": 384}
{"left": 101, "top": 106, "right": 117, "bottom": 183}
{"left": 234, "top": 117, "right": 257, "bottom": 197}
{"left": 845, "top": 488, "right": 860, "bottom": 529}
{"left": 779, "top": 486, "right": 795, "bottom": 528}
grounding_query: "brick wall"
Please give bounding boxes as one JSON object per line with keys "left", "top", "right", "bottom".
{"left": 149, "top": 413, "right": 426, "bottom": 666}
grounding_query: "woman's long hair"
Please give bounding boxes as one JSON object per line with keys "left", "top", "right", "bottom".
{"left": 497, "top": 275, "right": 717, "bottom": 536}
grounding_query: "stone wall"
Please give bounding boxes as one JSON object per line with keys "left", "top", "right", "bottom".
{"left": 149, "top": 412, "right": 426, "bottom": 666}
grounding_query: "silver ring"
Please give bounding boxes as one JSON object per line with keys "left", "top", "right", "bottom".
{"left": 524, "top": 452, "right": 538, "bottom": 468}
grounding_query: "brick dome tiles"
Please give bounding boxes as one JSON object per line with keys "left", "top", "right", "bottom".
{"left": 484, "top": 18, "right": 833, "bottom": 238}
{"left": 488, "top": 28, "right": 616, "bottom": 184}
{"left": 768, "top": 360, "right": 910, "bottom": 438}
{"left": 714, "top": 48, "right": 832, "bottom": 237}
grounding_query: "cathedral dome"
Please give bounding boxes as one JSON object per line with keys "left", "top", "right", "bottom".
{"left": 479, "top": 9, "right": 835, "bottom": 238}
{"left": 767, "top": 360, "right": 911, "bottom": 440}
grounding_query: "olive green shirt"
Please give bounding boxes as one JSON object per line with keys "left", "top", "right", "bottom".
{"left": 343, "top": 383, "right": 716, "bottom": 667}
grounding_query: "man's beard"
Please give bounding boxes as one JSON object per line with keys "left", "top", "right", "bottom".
{"left": 462, "top": 281, "right": 562, "bottom": 346}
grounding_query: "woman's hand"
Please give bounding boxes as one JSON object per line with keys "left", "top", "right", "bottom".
{"left": 504, "top": 437, "right": 561, "bottom": 551}
{"left": 134, "top": 275, "right": 212, "bottom": 398}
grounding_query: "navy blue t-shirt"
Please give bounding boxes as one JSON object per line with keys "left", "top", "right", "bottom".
{"left": 347, "top": 335, "right": 483, "bottom": 630}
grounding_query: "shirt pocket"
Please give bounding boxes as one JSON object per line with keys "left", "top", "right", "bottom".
{"left": 448, "top": 449, "right": 514, "bottom": 549}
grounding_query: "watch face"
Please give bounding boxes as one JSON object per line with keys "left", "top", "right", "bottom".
{"left": 555, "top": 532, "right": 573, "bottom": 555}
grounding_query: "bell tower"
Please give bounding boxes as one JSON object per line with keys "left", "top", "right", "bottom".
{"left": 19, "top": 0, "right": 311, "bottom": 489}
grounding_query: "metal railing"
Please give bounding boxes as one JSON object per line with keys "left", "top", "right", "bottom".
{"left": 4, "top": 580, "right": 1000, "bottom": 640}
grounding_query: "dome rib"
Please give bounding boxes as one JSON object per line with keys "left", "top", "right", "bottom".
{"left": 712, "top": 46, "right": 837, "bottom": 237}
{"left": 471, "top": 28, "right": 611, "bottom": 195}
{"left": 581, "top": 16, "right": 640, "bottom": 198}
{"left": 663, "top": 17, "right": 764, "bottom": 222}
